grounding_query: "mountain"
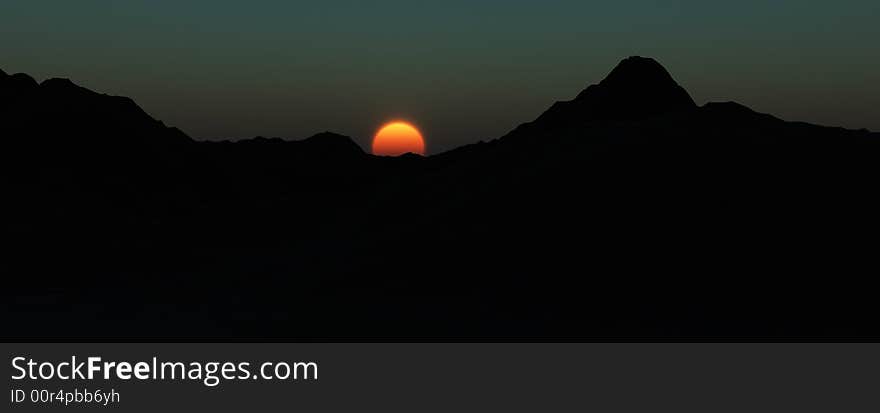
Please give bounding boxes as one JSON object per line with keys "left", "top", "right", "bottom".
{"left": 2, "top": 57, "right": 879, "bottom": 340}
{"left": 2, "top": 73, "right": 189, "bottom": 146}
{"left": 534, "top": 56, "right": 697, "bottom": 127}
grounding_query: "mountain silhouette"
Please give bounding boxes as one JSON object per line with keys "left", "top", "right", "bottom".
{"left": 534, "top": 56, "right": 696, "bottom": 127}
{"left": 2, "top": 57, "right": 878, "bottom": 340}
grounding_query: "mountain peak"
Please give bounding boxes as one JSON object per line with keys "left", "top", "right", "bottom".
{"left": 302, "top": 132, "right": 365, "bottom": 155}
{"left": 595, "top": 56, "right": 680, "bottom": 91}
{"left": 40, "top": 77, "right": 85, "bottom": 91}
{"left": 534, "top": 56, "right": 696, "bottom": 127}
{"left": 7, "top": 72, "right": 39, "bottom": 88}
{"left": 1, "top": 72, "right": 40, "bottom": 103}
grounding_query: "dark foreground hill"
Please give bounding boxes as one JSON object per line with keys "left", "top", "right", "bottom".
{"left": 2, "top": 57, "right": 879, "bottom": 340}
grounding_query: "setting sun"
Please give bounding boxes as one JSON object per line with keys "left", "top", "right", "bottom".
{"left": 372, "top": 121, "right": 426, "bottom": 156}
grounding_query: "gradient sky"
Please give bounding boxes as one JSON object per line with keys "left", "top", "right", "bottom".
{"left": 3, "top": 1, "right": 878, "bottom": 153}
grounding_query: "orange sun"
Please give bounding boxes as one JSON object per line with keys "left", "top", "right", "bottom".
{"left": 372, "top": 121, "right": 426, "bottom": 156}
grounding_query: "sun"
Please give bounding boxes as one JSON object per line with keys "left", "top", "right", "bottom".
{"left": 372, "top": 121, "right": 426, "bottom": 156}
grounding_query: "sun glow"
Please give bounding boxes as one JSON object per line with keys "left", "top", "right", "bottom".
{"left": 372, "top": 121, "right": 426, "bottom": 156}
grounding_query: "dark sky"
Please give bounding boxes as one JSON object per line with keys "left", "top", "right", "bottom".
{"left": 3, "top": 1, "right": 878, "bottom": 153}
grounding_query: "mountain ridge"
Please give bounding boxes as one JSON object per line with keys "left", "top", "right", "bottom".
{"left": 4, "top": 57, "right": 875, "bottom": 160}
{"left": 3, "top": 57, "right": 880, "bottom": 339}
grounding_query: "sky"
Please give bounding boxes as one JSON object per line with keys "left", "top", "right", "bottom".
{"left": 2, "top": 1, "right": 879, "bottom": 153}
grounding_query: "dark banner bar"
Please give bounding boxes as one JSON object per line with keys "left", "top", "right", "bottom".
{"left": 4, "top": 344, "right": 879, "bottom": 412}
